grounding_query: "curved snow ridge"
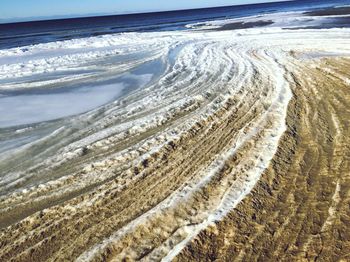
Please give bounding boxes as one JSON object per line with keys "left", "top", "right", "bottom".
{"left": 0, "top": 32, "right": 190, "bottom": 89}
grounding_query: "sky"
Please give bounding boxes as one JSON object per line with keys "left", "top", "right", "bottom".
{"left": 0, "top": 0, "right": 286, "bottom": 22}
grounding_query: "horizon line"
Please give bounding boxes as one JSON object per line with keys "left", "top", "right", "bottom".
{"left": 0, "top": 0, "right": 294, "bottom": 25}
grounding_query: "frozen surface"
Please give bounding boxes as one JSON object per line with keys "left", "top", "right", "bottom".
{"left": 0, "top": 83, "right": 124, "bottom": 128}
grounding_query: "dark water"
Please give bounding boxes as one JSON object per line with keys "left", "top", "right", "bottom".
{"left": 1, "top": 0, "right": 349, "bottom": 50}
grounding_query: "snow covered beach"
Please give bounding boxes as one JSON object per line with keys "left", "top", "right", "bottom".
{"left": 1, "top": 4, "right": 350, "bottom": 261}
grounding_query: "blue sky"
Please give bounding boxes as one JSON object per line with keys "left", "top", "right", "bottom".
{"left": 0, "top": 0, "right": 286, "bottom": 22}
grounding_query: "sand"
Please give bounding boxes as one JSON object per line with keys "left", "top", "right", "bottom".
{"left": 213, "top": 20, "right": 274, "bottom": 31}
{"left": 175, "top": 57, "right": 350, "bottom": 261}
{"left": 305, "top": 7, "right": 350, "bottom": 17}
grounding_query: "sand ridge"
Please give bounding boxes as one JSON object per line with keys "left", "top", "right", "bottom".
{"left": 0, "top": 28, "right": 349, "bottom": 261}
{"left": 175, "top": 57, "right": 350, "bottom": 261}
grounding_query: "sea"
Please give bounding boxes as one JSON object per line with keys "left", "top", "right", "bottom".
{"left": 1, "top": 0, "right": 349, "bottom": 50}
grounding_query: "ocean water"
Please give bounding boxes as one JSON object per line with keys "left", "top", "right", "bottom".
{"left": 0, "top": 0, "right": 349, "bottom": 131}
{"left": 0, "top": 0, "right": 349, "bottom": 50}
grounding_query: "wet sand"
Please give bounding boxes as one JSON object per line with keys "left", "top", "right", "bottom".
{"left": 305, "top": 7, "right": 350, "bottom": 16}
{"left": 214, "top": 20, "right": 274, "bottom": 31}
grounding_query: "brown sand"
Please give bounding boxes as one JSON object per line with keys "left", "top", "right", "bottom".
{"left": 176, "top": 58, "right": 350, "bottom": 261}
